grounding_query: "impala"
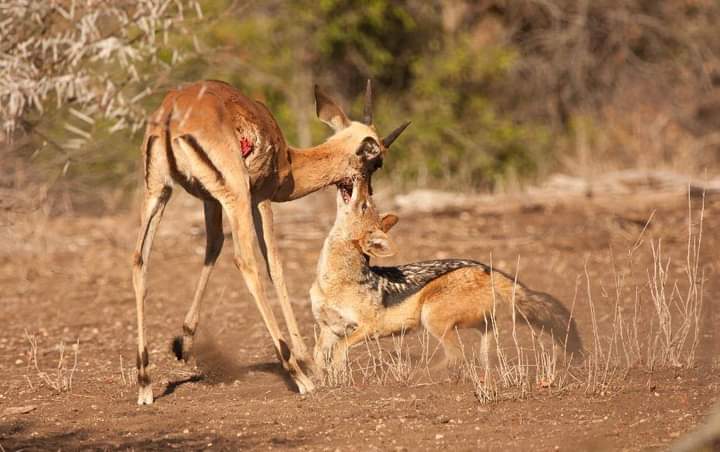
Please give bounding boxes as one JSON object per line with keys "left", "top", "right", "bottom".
{"left": 132, "top": 79, "right": 409, "bottom": 404}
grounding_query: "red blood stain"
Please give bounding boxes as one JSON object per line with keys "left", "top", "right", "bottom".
{"left": 239, "top": 137, "right": 253, "bottom": 157}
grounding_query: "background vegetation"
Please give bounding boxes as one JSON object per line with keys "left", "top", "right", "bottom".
{"left": 2, "top": 0, "right": 719, "bottom": 211}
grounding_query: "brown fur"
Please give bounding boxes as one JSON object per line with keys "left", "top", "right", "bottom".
{"left": 311, "top": 180, "right": 582, "bottom": 372}
{"left": 132, "top": 80, "right": 409, "bottom": 404}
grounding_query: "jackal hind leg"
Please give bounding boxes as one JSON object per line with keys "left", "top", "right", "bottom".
{"left": 424, "top": 319, "right": 465, "bottom": 380}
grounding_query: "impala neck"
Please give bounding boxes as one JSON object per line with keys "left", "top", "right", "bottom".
{"left": 275, "top": 140, "right": 349, "bottom": 201}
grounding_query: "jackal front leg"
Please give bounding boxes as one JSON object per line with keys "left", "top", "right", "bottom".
{"left": 313, "top": 325, "right": 339, "bottom": 371}
{"left": 330, "top": 327, "right": 370, "bottom": 370}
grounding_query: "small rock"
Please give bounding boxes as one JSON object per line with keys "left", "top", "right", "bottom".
{"left": 3, "top": 405, "right": 37, "bottom": 416}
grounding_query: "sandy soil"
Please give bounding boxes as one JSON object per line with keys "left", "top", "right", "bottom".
{"left": 1, "top": 187, "right": 718, "bottom": 451}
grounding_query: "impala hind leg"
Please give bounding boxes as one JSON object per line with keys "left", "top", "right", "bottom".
{"left": 253, "top": 200, "right": 311, "bottom": 364}
{"left": 132, "top": 185, "right": 172, "bottom": 405}
{"left": 175, "top": 199, "right": 224, "bottom": 362}
{"left": 223, "top": 199, "right": 315, "bottom": 394}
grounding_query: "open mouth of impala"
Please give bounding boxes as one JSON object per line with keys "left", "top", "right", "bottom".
{"left": 336, "top": 178, "right": 353, "bottom": 204}
{"left": 336, "top": 175, "right": 374, "bottom": 204}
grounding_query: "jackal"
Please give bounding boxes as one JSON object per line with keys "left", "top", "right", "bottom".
{"left": 310, "top": 178, "right": 583, "bottom": 371}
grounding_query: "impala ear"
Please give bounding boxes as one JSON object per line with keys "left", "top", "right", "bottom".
{"left": 359, "top": 230, "right": 396, "bottom": 258}
{"left": 380, "top": 213, "right": 399, "bottom": 233}
{"left": 315, "top": 85, "right": 350, "bottom": 131}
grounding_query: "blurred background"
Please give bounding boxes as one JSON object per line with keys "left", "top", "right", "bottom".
{"left": 2, "top": 0, "right": 719, "bottom": 213}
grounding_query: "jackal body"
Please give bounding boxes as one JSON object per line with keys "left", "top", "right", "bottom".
{"left": 311, "top": 180, "right": 582, "bottom": 368}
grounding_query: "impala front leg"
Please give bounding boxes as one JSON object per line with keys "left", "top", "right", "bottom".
{"left": 175, "top": 129, "right": 314, "bottom": 394}
{"left": 253, "top": 200, "right": 311, "bottom": 364}
{"left": 222, "top": 195, "right": 314, "bottom": 394}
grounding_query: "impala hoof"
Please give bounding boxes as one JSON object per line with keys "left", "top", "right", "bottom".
{"left": 137, "top": 385, "right": 154, "bottom": 405}
{"left": 295, "top": 372, "right": 315, "bottom": 395}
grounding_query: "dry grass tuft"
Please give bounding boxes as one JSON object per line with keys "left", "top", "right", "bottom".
{"left": 24, "top": 331, "right": 79, "bottom": 393}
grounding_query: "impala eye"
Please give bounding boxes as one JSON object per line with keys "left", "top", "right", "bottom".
{"left": 355, "top": 137, "right": 380, "bottom": 160}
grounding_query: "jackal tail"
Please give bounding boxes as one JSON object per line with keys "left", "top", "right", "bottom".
{"left": 514, "top": 287, "right": 584, "bottom": 358}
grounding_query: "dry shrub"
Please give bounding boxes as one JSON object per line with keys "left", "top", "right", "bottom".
{"left": 0, "top": 0, "right": 200, "bottom": 139}
{"left": 0, "top": 0, "right": 202, "bottom": 214}
{"left": 502, "top": 0, "right": 720, "bottom": 181}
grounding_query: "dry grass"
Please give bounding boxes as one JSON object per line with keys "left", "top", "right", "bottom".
{"left": 316, "top": 327, "right": 433, "bottom": 389}
{"left": 24, "top": 331, "right": 79, "bottom": 393}
{"left": 119, "top": 355, "right": 138, "bottom": 387}
{"left": 646, "top": 192, "right": 705, "bottom": 369}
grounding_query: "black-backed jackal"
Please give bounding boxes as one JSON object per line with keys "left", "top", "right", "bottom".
{"left": 311, "top": 179, "right": 583, "bottom": 371}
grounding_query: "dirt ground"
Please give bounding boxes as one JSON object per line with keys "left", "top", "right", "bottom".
{"left": 1, "top": 186, "right": 719, "bottom": 451}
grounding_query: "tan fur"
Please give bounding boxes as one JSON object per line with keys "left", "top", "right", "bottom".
{"left": 132, "top": 80, "right": 408, "bottom": 404}
{"left": 311, "top": 180, "right": 582, "bottom": 372}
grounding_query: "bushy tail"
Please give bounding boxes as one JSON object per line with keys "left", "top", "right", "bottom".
{"left": 515, "top": 288, "right": 584, "bottom": 357}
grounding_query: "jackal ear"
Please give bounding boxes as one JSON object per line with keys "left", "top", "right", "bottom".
{"left": 380, "top": 214, "right": 399, "bottom": 232}
{"left": 315, "top": 85, "right": 350, "bottom": 131}
{"left": 360, "top": 230, "right": 396, "bottom": 258}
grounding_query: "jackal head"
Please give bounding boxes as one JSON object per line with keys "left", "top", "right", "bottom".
{"left": 315, "top": 80, "right": 410, "bottom": 204}
{"left": 331, "top": 176, "right": 399, "bottom": 258}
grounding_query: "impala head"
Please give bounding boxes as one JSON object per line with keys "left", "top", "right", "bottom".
{"left": 332, "top": 176, "right": 399, "bottom": 258}
{"left": 315, "top": 80, "right": 410, "bottom": 204}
